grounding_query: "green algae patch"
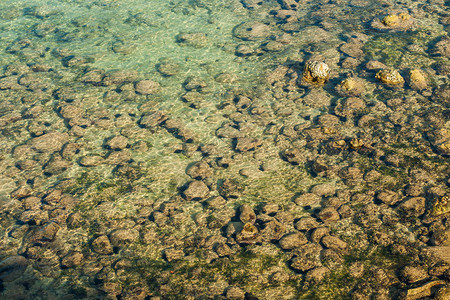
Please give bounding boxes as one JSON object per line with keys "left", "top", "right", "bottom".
{"left": 364, "top": 34, "right": 409, "bottom": 67}
{"left": 364, "top": 26, "right": 445, "bottom": 68}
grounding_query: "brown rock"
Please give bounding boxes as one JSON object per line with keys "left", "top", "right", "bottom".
{"left": 225, "top": 286, "right": 245, "bottom": 300}
{"left": 236, "top": 223, "right": 261, "bottom": 244}
{"left": 294, "top": 193, "right": 322, "bottom": 208}
{"left": 183, "top": 180, "right": 210, "bottom": 200}
{"left": 109, "top": 229, "right": 139, "bottom": 247}
{"left": 234, "top": 137, "right": 262, "bottom": 152}
{"left": 33, "top": 222, "right": 60, "bottom": 242}
{"left": 279, "top": 232, "right": 308, "bottom": 249}
{"left": 135, "top": 79, "right": 160, "bottom": 95}
{"left": 311, "top": 183, "right": 336, "bottom": 197}
{"left": 400, "top": 266, "right": 428, "bottom": 283}
{"left": 340, "top": 42, "right": 364, "bottom": 57}
{"left": 164, "top": 248, "right": 184, "bottom": 262}
{"left": 186, "top": 161, "right": 213, "bottom": 179}
{"left": 79, "top": 155, "right": 104, "bottom": 167}
{"left": 176, "top": 32, "right": 207, "bottom": 48}
{"left": 365, "top": 60, "right": 388, "bottom": 70}
{"left": 291, "top": 243, "right": 322, "bottom": 272}
{"left": 318, "top": 207, "right": 340, "bottom": 222}
{"left": 334, "top": 97, "right": 366, "bottom": 118}
{"left": 305, "top": 267, "right": 330, "bottom": 284}
{"left": 311, "top": 227, "right": 330, "bottom": 243}
{"left": 102, "top": 69, "right": 139, "bottom": 86}
{"left": 60, "top": 105, "right": 83, "bottom": 119}
{"left": 61, "top": 252, "right": 84, "bottom": 268}
{"left": 282, "top": 148, "right": 306, "bottom": 165}
{"left": 233, "top": 22, "right": 271, "bottom": 41}
{"left": 239, "top": 204, "right": 256, "bottom": 224}
{"left": 139, "top": 111, "right": 168, "bottom": 128}
{"left": 105, "top": 135, "right": 128, "bottom": 150}
{"left": 430, "top": 229, "right": 450, "bottom": 246}
{"left": 30, "top": 132, "right": 69, "bottom": 153}
{"left": 0, "top": 256, "right": 28, "bottom": 282}
{"left": 260, "top": 220, "right": 286, "bottom": 242}
{"left": 408, "top": 69, "right": 428, "bottom": 90}
{"left": 433, "top": 38, "right": 450, "bottom": 57}
{"left": 321, "top": 235, "right": 348, "bottom": 252}
{"left": 398, "top": 197, "right": 426, "bottom": 217}
{"left": 335, "top": 77, "right": 365, "bottom": 96}
{"left": 376, "top": 69, "right": 404, "bottom": 86}
{"left": 91, "top": 235, "right": 113, "bottom": 255}
{"left": 302, "top": 88, "right": 331, "bottom": 108}
{"left": 295, "top": 217, "right": 320, "bottom": 231}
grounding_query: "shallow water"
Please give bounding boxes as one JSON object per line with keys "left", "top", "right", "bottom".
{"left": 0, "top": 0, "right": 449, "bottom": 299}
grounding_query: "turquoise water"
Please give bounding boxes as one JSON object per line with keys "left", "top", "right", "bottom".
{"left": 0, "top": 0, "right": 449, "bottom": 299}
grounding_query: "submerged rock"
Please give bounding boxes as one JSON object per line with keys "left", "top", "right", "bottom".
{"left": 408, "top": 69, "right": 428, "bottom": 90}
{"left": 400, "top": 266, "right": 429, "bottom": 283}
{"left": 290, "top": 243, "right": 323, "bottom": 272}
{"left": 372, "top": 13, "right": 414, "bottom": 31}
{"left": 233, "top": 22, "right": 271, "bottom": 41}
{"left": 135, "top": 79, "right": 160, "bottom": 95}
{"left": 236, "top": 222, "right": 261, "bottom": 244}
{"left": 0, "top": 256, "right": 28, "bottom": 282}
{"left": 335, "top": 77, "right": 365, "bottom": 96}
{"left": 182, "top": 180, "right": 210, "bottom": 201}
{"left": 400, "top": 280, "right": 446, "bottom": 300}
{"left": 433, "top": 38, "right": 450, "bottom": 58}
{"left": 176, "top": 32, "right": 207, "bottom": 48}
{"left": 376, "top": 69, "right": 404, "bottom": 86}
{"left": 279, "top": 232, "right": 308, "bottom": 250}
{"left": 239, "top": 204, "right": 256, "bottom": 224}
{"left": 397, "top": 197, "right": 426, "bottom": 217}
{"left": 91, "top": 235, "right": 113, "bottom": 255}
{"left": 300, "top": 61, "right": 330, "bottom": 86}
{"left": 30, "top": 132, "right": 69, "bottom": 153}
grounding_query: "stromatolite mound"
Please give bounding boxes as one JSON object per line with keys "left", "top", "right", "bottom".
{"left": 300, "top": 61, "right": 330, "bottom": 86}
{"left": 375, "top": 69, "right": 404, "bottom": 86}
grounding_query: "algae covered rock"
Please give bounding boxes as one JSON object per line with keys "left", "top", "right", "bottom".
{"left": 433, "top": 38, "right": 450, "bottom": 58}
{"left": 375, "top": 69, "right": 404, "bottom": 86}
{"left": 134, "top": 79, "right": 160, "bottom": 95}
{"left": 236, "top": 222, "right": 261, "bottom": 244}
{"left": 91, "top": 235, "right": 113, "bottom": 255}
{"left": 382, "top": 13, "right": 411, "bottom": 27}
{"left": 0, "top": 256, "right": 28, "bottom": 282}
{"left": 397, "top": 197, "right": 426, "bottom": 217}
{"left": 182, "top": 180, "right": 210, "bottom": 201}
{"left": 300, "top": 61, "right": 330, "bottom": 86}
{"left": 407, "top": 69, "right": 428, "bottom": 90}
{"left": 372, "top": 12, "right": 414, "bottom": 31}
{"left": 335, "top": 77, "right": 365, "bottom": 96}
{"left": 279, "top": 232, "right": 308, "bottom": 250}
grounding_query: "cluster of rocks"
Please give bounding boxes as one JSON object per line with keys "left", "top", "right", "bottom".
{"left": 0, "top": 0, "right": 449, "bottom": 299}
